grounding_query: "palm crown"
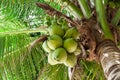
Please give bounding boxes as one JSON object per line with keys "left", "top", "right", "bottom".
{"left": 1, "top": 0, "right": 120, "bottom": 80}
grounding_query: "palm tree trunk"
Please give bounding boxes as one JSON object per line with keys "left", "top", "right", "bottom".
{"left": 96, "top": 40, "right": 120, "bottom": 80}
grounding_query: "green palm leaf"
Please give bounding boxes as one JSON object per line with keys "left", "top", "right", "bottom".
{"left": 0, "top": 0, "right": 69, "bottom": 80}
{"left": 2, "top": 0, "right": 118, "bottom": 80}
{"left": 38, "top": 64, "right": 69, "bottom": 80}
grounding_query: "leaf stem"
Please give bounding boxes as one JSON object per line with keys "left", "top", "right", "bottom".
{"left": 63, "top": 0, "right": 83, "bottom": 20}
{"left": 112, "top": 8, "right": 120, "bottom": 26}
{"left": 78, "top": 0, "right": 92, "bottom": 19}
{"left": 0, "top": 28, "right": 48, "bottom": 35}
{"left": 95, "top": 0, "right": 114, "bottom": 40}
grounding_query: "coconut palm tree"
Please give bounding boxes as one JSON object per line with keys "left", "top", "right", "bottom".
{"left": 0, "top": 0, "right": 120, "bottom": 80}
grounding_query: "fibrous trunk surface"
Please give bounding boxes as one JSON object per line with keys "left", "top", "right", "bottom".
{"left": 96, "top": 40, "right": 120, "bottom": 80}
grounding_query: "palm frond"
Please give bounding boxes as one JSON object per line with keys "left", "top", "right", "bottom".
{"left": 0, "top": 36, "right": 5, "bottom": 53}
{"left": 0, "top": 31, "right": 47, "bottom": 80}
{"left": 79, "top": 60, "right": 105, "bottom": 80}
{"left": 38, "top": 64, "right": 69, "bottom": 80}
{"left": 0, "top": 1, "right": 48, "bottom": 80}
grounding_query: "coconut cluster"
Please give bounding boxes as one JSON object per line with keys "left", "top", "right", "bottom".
{"left": 42, "top": 23, "right": 81, "bottom": 67}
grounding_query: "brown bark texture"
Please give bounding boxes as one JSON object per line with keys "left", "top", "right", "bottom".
{"left": 96, "top": 40, "right": 120, "bottom": 80}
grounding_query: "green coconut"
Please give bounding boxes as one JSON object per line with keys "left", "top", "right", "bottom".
{"left": 64, "top": 27, "right": 80, "bottom": 39}
{"left": 47, "top": 35, "right": 63, "bottom": 50}
{"left": 74, "top": 47, "right": 81, "bottom": 55}
{"left": 62, "top": 24, "right": 69, "bottom": 32}
{"left": 72, "top": 29, "right": 80, "bottom": 39}
{"left": 48, "top": 23, "right": 64, "bottom": 37}
{"left": 64, "top": 54, "right": 77, "bottom": 67}
{"left": 52, "top": 48, "right": 67, "bottom": 63}
{"left": 63, "top": 38, "right": 77, "bottom": 53}
{"left": 48, "top": 53, "right": 59, "bottom": 65}
{"left": 42, "top": 41, "right": 52, "bottom": 52}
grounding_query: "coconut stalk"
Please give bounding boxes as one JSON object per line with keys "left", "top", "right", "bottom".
{"left": 96, "top": 40, "right": 120, "bottom": 80}
{"left": 77, "top": 0, "right": 92, "bottom": 19}
{"left": 112, "top": 8, "right": 120, "bottom": 26}
{"left": 95, "top": 0, "right": 114, "bottom": 40}
{"left": 62, "top": 0, "right": 83, "bottom": 20}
